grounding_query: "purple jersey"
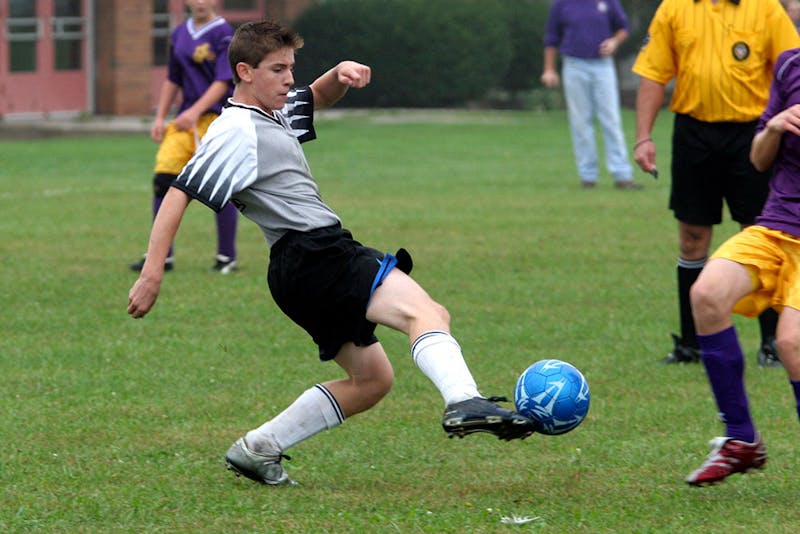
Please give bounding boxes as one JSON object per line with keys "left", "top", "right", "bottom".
{"left": 544, "top": 0, "right": 629, "bottom": 59}
{"left": 168, "top": 16, "right": 234, "bottom": 114}
{"left": 755, "top": 48, "right": 800, "bottom": 237}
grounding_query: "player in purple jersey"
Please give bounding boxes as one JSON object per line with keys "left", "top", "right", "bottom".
{"left": 684, "top": 48, "right": 800, "bottom": 486}
{"left": 129, "top": 0, "right": 238, "bottom": 274}
{"left": 127, "top": 19, "right": 538, "bottom": 486}
{"left": 541, "top": 0, "right": 638, "bottom": 190}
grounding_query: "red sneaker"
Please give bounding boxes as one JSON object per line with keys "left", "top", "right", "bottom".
{"left": 686, "top": 435, "right": 767, "bottom": 486}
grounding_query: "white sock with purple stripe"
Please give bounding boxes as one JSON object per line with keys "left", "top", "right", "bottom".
{"left": 411, "top": 330, "right": 480, "bottom": 406}
{"left": 245, "top": 384, "right": 344, "bottom": 454}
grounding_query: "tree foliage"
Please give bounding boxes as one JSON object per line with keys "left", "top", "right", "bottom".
{"left": 294, "top": 0, "right": 511, "bottom": 107}
{"left": 291, "top": 0, "right": 663, "bottom": 108}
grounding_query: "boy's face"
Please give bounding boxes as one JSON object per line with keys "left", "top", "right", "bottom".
{"left": 238, "top": 47, "right": 295, "bottom": 112}
{"left": 185, "top": 0, "right": 215, "bottom": 21}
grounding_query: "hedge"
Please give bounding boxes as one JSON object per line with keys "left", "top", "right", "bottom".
{"left": 292, "top": 0, "right": 549, "bottom": 108}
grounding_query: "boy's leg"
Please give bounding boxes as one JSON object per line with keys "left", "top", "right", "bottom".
{"left": 226, "top": 383, "right": 344, "bottom": 486}
{"left": 366, "top": 270, "right": 537, "bottom": 440}
{"left": 131, "top": 124, "right": 193, "bottom": 271}
{"left": 666, "top": 221, "right": 713, "bottom": 363}
{"left": 213, "top": 202, "right": 239, "bottom": 273}
{"left": 697, "top": 326, "right": 755, "bottom": 442}
{"left": 776, "top": 308, "right": 800, "bottom": 420}
{"left": 668, "top": 256, "right": 706, "bottom": 362}
{"left": 685, "top": 325, "right": 767, "bottom": 486}
{"left": 756, "top": 308, "right": 781, "bottom": 367}
{"left": 129, "top": 172, "right": 176, "bottom": 270}
{"left": 777, "top": 307, "right": 800, "bottom": 380}
{"left": 228, "top": 343, "right": 393, "bottom": 484}
{"left": 686, "top": 258, "right": 767, "bottom": 485}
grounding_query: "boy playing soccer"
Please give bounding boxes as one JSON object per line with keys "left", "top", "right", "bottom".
{"left": 130, "top": 0, "right": 239, "bottom": 274}
{"left": 127, "top": 20, "right": 536, "bottom": 486}
{"left": 686, "top": 47, "right": 800, "bottom": 486}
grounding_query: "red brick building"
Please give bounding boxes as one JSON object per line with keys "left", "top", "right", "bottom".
{"left": 0, "top": 0, "right": 317, "bottom": 118}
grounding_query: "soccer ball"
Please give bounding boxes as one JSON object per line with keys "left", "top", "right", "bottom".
{"left": 514, "top": 359, "right": 590, "bottom": 435}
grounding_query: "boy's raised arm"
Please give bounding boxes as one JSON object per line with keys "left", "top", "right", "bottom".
{"left": 310, "top": 61, "right": 371, "bottom": 110}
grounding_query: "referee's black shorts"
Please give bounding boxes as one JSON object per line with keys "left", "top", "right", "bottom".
{"left": 670, "top": 113, "right": 771, "bottom": 226}
{"left": 267, "top": 224, "right": 384, "bottom": 361}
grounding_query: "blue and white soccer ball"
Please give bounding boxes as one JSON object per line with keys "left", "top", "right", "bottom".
{"left": 514, "top": 359, "right": 590, "bottom": 435}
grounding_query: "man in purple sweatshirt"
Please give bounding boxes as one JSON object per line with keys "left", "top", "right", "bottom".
{"left": 541, "top": 0, "right": 638, "bottom": 190}
{"left": 685, "top": 48, "right": 800, "bottom": 486}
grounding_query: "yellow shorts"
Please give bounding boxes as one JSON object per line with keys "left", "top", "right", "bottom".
{"left": 153, "top": 112, "right": 219, "bottom": 175}
{"left": 711, "top": 225, "right": 800, "bottom": 317}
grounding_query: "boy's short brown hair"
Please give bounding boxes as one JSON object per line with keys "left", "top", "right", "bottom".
{"left": 228, "top": 20, "right": 304, "bottom": 84}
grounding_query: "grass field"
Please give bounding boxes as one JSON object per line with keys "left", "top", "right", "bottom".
{"left": 1, "top": 109, "right": 797, "bottom": 532}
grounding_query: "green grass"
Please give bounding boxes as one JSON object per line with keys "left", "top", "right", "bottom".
{"left": 1, "top": 109, "right": 797, "bottom": 532}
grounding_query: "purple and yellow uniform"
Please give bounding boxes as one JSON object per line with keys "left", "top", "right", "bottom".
{"left": 155, "top": 16, "right": 234, "bottom": 175}
{"left": 713, "top": 48, "right": 800, "bottom": 316}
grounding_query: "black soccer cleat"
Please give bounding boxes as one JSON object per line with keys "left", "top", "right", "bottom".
{"left": 442, "top": 396, "right": 538, "bottom": 441}
{"left": 664, "top": 333, "right": 701, "bottom": 364}
{"left": 211, "top": 254, "right": 238, "bottom": 274}
{"left": 757, "top": 337, "right": 782, "bottom": 368}
{"left": 129, "top": 255, "right": 174, "bottom": 272}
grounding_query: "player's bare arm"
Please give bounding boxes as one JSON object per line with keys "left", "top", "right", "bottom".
{"left": 633, "top": 78, "right": 666, "bottom": 174}
{"left": 751, "top": 104, "right": 800, "bottom": 171}
{"left": 540, "top": 47, "right": 560, "bottom": 88}
{"left": 310, "top": 61, "right": 371, "bottom": 110}
{"left": 128, "top": 188, "right": 191, "bottom": 318}
{"left": 599, "top": 29, "right": 627, "bottom": 57}
{"left": 151, "top": 80, "right": 181, "bottom": 142}
{"left": 174, "top": 80, "right": 232, "bottom": 131}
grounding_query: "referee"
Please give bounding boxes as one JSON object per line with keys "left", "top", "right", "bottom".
{"left": 631, "top": 0, "right": 800, "bottom": 366}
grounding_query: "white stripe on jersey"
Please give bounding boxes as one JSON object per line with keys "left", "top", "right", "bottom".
{"left": 172, "top": 86, "right": 340, "bottom": 246}
{"left": 186, "top": 16, "right": 230, "bottom": 40}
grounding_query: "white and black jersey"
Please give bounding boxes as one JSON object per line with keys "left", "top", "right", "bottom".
{"left": 172, "top": 86, "right": 341, "bottom": 247}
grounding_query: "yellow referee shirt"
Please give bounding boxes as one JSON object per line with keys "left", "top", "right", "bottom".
{"left": 632, "top": 0, "right": 800, "bottom": 122}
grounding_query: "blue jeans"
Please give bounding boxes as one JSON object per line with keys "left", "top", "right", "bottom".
{"left": 562, "top": 56, "right": 632, "bottom": 183}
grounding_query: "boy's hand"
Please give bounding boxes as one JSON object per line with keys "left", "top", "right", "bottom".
{"left": 337, "top": 61, "right": 371, "bottom": 89}
{"left": 766, "top": 103, "right": 800, "bottom": 136}
{"left": 128, "top": 275, "right": 162, "bottom": 318}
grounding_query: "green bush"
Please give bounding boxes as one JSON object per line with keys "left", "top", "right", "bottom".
{"left": 293, "top": 0, "right": 518, "bottom": 107}
{"left": 291, "top": 0, "right": 652, "bottom": 109}
{"left": 497, "top": 0, "right": 548, "bottom": 94}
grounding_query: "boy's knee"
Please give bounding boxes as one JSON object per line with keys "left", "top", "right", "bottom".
{"left": 432, "top": 301, "right": 450, "bottom": 325}
{"left": 777, "top": 333, "right": 800, "bottom": 365}
{"left": 689, "top": 281, "right": 720, "bottom": 319}
{"left": 363, "top": 371, "right": 394, "bottom": 407}
{"left": 689, "top": 283, "right": 704, "bottom": 309}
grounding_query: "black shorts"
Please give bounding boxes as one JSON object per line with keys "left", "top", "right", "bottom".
{"left": 670, "top": 114, "right": 771, "bottom": 226}
{"left": 267, "top": 224, "right": 384, "bottom": 361}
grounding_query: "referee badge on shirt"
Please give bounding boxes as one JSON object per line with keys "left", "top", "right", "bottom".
{"left": 732, "top": 42, "right": 750, "bottom": 61}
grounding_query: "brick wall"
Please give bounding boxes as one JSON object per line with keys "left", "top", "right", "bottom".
{"left": 93, "top": 0, "right": 318, "bottom": 117}
{"left": 95, "top": 0, "right": 153, "bottom": 115}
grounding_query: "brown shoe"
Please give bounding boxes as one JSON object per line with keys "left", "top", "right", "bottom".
{"left": 580, "top": 181, "right": 596, "bottom": 189}
{"left": 614, "top": 180, "right": 643, "bottom": 190}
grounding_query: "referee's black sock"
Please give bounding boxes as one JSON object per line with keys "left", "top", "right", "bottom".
{"left": 758, "top": 307, "right": 779, "bottom": 346}
{"left": 677, "top": 257, "right": 706, "bottom": 349}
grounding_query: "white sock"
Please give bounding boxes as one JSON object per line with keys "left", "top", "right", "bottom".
{"left": 411, "top": 330, "right": 481, "bottom": 406}
{"left": 245, "top": 384, "right": 344, "bottom": 454}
